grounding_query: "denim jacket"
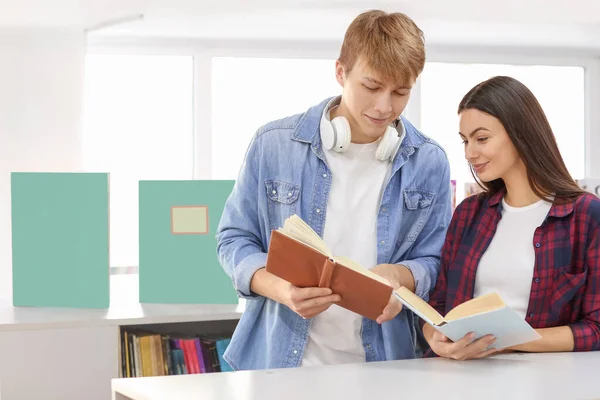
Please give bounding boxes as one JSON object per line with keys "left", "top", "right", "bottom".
{"left": 216, "top": 97, "right": 452, "bottom": 371}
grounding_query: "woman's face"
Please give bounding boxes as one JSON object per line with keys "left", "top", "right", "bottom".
{"left": 459, "top": 108, "right": 522, "bottom": 183}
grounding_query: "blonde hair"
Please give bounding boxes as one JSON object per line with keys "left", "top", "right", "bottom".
{"left": 338, "top": 10, "right": 425, "bottom": 85}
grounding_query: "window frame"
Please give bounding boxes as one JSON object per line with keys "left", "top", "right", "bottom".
{"left": 419, "top": 45, "right": 600, "bottom": 178}
{"left": 86, "top": 38, "right": 600, "bottom": 271}
{"left": 88, "top": 38, "right": 600, "bottom": 178}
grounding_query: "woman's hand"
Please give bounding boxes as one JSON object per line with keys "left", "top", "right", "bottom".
{"left": 424, "top": 324, "right": 499, "bottom": 360}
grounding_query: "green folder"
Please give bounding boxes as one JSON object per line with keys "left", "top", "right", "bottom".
{"left": 139, "top": 180, "right": 238, "bottom": 304}
{"left": 11, "top": 172, "right": 110, "bottom": 308}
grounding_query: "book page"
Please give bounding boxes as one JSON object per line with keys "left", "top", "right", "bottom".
{"left": 393, "top": 286, "right": 445, "bottom": 326}
{"left": 332, "top": 256, "right": 390, "bottom": 286}
{"left": 278, "top": 215, "right": 331, "bottom": 256}
{"left": 278, "top": 215, "right": 390, "bottom": 287}
{"left": 444, "top": 292, "right": 506, "bottom": 321}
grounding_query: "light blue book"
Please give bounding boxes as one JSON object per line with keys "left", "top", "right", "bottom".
{"left": 138, "top": 180, "right": 238, "bottom": 304}
{"left": 394, "top": 287, "right": 541, "bottom": 350}
{"left": 216, "top": 338, "right": 233, "bottom": 372}
{"left": 11, "top": 172, "right": 110, "bottom": 308}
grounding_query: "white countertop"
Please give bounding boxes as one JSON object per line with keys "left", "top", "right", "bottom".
{"left": 112, "top": 352, "right": 600, "bottom": 400}
{"left": 0, "top": 274, "right": 243, "bottom": 331}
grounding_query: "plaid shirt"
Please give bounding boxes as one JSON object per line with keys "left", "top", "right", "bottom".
{"left": 428, "top": 189, "right": 600, "bottom": 351}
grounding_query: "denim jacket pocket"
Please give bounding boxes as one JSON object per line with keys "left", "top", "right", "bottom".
{"left": 403, "top": 189, "right": 435, "bottom": 242}
{"left": 266, "top": 179, "right": 301, "bottom": 231}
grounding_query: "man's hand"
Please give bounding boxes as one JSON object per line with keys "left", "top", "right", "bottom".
{"left": 376, "top": 294, "right": 403, "bottom": 324}
{"left": 371, "top": 263, "right": 412, "bottom": 324}
{"left": 281, "top": 283, "right": 341, "bottom": 319}
{"left": 250, "top": 268, "right": 341, "bottom": 319}
{"left": 424, "top": 324, "right": 498, "bottom": 360}
{"left": 370, "top": 264, "right": 403, "bottom": 289}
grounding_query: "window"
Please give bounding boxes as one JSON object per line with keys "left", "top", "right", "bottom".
{"left": 419, "top": 62, "right": 585, "bottom": 203}
{"left": 211, "top": 57, "right": 341, "bottom": 180}
{"left": 82, "top": 54, "right": 194, "bottom": 268}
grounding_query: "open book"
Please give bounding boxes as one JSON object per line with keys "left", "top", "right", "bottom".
{"left": 394, "top": 287, "right": 541, "bottom": 350}
{"left": 265, "top": 215, "right": 393, "bottom": 320}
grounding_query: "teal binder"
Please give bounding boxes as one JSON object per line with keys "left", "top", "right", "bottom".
{"left": 11, "top": 172, "right": 110, "bottom": 308}
{"left": 139, "top": 180, "right": 238, "bottom": 304}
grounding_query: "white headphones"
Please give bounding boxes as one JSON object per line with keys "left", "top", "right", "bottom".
{"left": 320, "top": 101, "right": 405, "bottom": 162}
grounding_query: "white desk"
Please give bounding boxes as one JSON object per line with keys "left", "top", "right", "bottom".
{"left": 112, "top": 352, "right": 600, "bottom": 400}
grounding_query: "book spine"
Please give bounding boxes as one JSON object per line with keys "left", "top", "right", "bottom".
{"left": 318, "top": 258, "right": 336, "bottom": 288}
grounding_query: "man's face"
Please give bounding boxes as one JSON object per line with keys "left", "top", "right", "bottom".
{"left": 336, "top": 57, "right": 413, "bottom": 142}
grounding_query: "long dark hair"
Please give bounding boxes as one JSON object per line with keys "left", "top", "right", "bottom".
{"left": 458, "top": 75, "right": 585, "bottom": 202}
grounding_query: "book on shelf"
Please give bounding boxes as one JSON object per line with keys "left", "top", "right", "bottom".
{"left": 394, "top": 287, "right": 542, "bottom": 350}
{"left": 265, "top": 214, "right": 393, "bottom": 321}
{"left": 119, "top": 329, "right": 233, "bottom": 378}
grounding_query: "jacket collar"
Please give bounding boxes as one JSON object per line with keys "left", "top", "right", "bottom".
{"left": 291, "top": 97, "right": 428, "bottom": 166}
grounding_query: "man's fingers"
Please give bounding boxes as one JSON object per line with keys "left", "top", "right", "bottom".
{"left": 376, "top": 296, "right": 403, "bottom": 324}
{"left": 301, "top": 303, "right": 334, "bottom": 319}
{"left": 291, "top": 286, "right": 332, "bottom": 302}
{"left": 295, "top": 294, "right": 340, "bottom": 313}
{"left": 297, "top": 295, "right": 340, "bottom": 318}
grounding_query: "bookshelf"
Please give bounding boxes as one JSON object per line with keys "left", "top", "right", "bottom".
{"left": 0, "top": 274, "right": 242, "bottom": 400}
{"left": 118, "top": 319, "right": 238, "bottom": 378}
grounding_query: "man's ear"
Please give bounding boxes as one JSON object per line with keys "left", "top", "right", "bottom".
{"left": 335, "top": 60, "right": 345, "bottom": 87}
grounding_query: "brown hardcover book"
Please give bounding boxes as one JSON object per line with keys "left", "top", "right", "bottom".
{"left": 265, "top": 215, "right": 393, "bottom": 321}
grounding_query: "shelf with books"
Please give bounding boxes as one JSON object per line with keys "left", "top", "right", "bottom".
{"left": 118, "top": 319, "right": 237, "bottom": 378}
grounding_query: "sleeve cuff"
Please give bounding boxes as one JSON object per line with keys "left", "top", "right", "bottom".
{"left": 235, "top": 252, "right": 268, "bottom": 299}
{"left": 569, "top": 321, "right": 600, "bottom": 352}
{"left": 399, "top": 260, "right": 431, "bottom": 301}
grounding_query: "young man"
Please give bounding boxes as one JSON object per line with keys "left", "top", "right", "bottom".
{"left": 216, "top": 10, "right": 452, "bottom": 370}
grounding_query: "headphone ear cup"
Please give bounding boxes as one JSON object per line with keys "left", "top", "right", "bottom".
{"left": 321, "top": 116, "right": 336, "bottom": 151}
{"left": 330, "top": 116, "right": 351, "bottom": 152}
{"left": 375, "top": 125, "right": 400, "bottom": 161}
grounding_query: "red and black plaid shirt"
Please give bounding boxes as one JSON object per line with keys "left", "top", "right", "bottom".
{"left": 428, "top": 189, "right": 600, "bottom": 351}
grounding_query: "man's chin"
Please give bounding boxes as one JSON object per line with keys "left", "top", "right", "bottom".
{"left": 362, "top": 128, "right": 387, "bottom": 140}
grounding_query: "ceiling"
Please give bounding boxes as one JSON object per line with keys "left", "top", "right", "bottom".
{"left": 1, "top": 0, "right": 600, "bottom": 48}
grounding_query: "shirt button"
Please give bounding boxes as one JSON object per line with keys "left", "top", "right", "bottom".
{"left": 534, "top": 277, "right": 540, "bottom": 283}
{"left": 316, "top": 209, "right": 321, "bottom": 213}
{"left": 287, "top": 192, "right": 293, "bottom": 197}
{"left": 529, "top": 313, "right": 534, "bottom": 318}
{"left": 272, "top": 190, "right": 277, "bottom": 194}
{"left": 380, "top": 241, "right": 386, "bottom": 245}
{"left": 381, "top": 208, "right": 387, "bottom": 212}
{"left": 293, "top": 350, "right": 298, "bottom": 354}
{"left": 535, "top": 243, "right": 541, "bottom": 248}
{"left": 323, "top": 173, "right": 328, "bottom": 178}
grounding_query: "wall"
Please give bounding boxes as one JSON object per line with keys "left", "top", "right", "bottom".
{"left": 0, "top": 27, "right": 86, "bottom": 301}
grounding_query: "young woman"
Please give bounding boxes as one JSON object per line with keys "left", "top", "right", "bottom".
{"left": 423, "top": 76, "right": 600, "bottom": 360}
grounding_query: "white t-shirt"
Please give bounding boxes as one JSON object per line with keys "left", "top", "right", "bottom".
{"left": 300, "top": 102, "right": 392, "bottom": 367}
{"left": 474, "top": 197, "right": 552, "bottom": 319}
